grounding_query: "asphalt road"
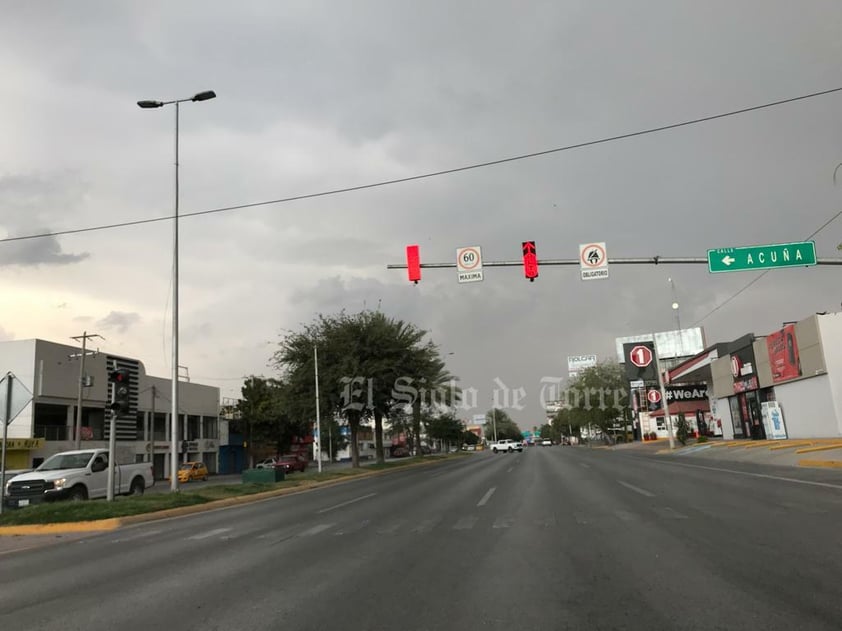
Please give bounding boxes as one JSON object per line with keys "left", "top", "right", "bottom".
{"left": 2, "top": 447, "right": 842, "bottom": 630}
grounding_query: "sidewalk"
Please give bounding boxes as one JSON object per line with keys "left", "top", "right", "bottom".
{"left": 652, "top": 437, "right": 842, "bottom": 469}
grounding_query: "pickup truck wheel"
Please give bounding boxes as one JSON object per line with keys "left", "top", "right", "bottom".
{"left": 492, "top": 448, "right": 498, "bottom": 454}
{"left": 202, "top": 475, "right": 208, "bottom": 481}
{"left": 69, "top": 485, "right": 88, "bottom": 502}
{"left": 129, "top": 478, "right": 145, "bottom": 496}
{"left": 508, "top": 447, "right": 513, "bottom": 453}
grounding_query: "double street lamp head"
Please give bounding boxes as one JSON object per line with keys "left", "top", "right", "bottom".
{"left": 191, "top": 90, "right": 216, "bottom": 102}
{"left": 136, "top": 90, "right": 217, "bottom": 109}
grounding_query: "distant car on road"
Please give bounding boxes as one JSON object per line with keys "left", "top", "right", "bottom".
{"left": 541, "top": 438, "right": 552, "bottom": 446}
{"left": 490, "top": 439, "right": 523, "bottom": 453}
{"left": 273, "top": 455, "right": 308, "bottom": 473}
{"left": 391, "top": 447, "right": 411, "bottom": 458}
{"left": 178, "top": 461, "right": 209, "bottom": 483}
{"left": 255, "top": 458, "right": 279, "bottom": 469}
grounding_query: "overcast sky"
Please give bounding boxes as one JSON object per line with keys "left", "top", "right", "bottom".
{"left": 2, "top": 1, "right": 841, "bottom": 428}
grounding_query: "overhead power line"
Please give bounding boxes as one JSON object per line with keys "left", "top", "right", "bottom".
{"left": 2, "top": 86, "right": 842, "bottom": 245}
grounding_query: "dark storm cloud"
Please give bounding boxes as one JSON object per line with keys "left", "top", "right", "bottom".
{"left": 96, "top": 311, "right": 141, "bottom": 334}
{"left": 0, "top": 174, "right": 90, "bottom": 266}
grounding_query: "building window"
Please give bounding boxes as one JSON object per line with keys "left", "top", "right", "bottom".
{"left": 202, "top": 416, "right": 218, "bottom": 439}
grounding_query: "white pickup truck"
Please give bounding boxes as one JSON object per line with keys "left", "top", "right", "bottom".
{"left": 3, "top": 449, "right": 155, "bottom": 508}
{"left": 490, "top": 439, "right": 524, "bottom": 453}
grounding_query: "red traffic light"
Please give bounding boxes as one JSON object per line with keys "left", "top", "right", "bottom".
{"left": 109, "top": 369, "right": 130, "bottom": 383}
{"left": 406, "top": 245, "right": 421, "bottom": 284}
{"left": 522, "top": 241, "right": 538, "bottom": 281}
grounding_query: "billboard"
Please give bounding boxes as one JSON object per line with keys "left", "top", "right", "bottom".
{"left": 766, "top": 324, "right": 802, "bottom": 384}
{"left": 567, "top": 354, "right": 598, "bottom": 377}
{"left": 615, "top": 327, "right": 705, "bottom": 362}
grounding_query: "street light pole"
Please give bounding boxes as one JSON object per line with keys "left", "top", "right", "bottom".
{"left": 138, "top": 90, "right": 216, "bottom": 492}
{"left": 314, "top": 345, "right": 322, "bottom": 473}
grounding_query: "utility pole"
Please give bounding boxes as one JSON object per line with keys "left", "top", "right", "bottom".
{"left": 148, "top": 385, "right": 156, "bottom": 463}
{"left": 492, "top": 406, "right": 498, "bottom": 443}
{"left": 70, "top": 332, "right": 102, "bottom": 450}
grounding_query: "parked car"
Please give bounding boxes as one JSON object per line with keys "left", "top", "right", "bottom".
{"left": 177, "top": 461, "right": 209, "bottom": 483}
{"left": 391, "top": 447, "right": 411, "bottom": 458}
{"left": 273, "top": 455, "right": 308, "bottom": 473}
{"left": 541, "top": 438, "right": 552, "bottom": 446}
{"left": 4, "top": 449, "right": 154, "bottom": 507}
{"left": 255, "top": 458, "right": 278, "bottom": 469}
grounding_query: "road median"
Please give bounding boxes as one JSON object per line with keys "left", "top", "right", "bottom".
{"left": 0, "top": 454, "right": 466, "bottom": 535}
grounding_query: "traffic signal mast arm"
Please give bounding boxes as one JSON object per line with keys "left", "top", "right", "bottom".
{"left": 387, "top": 256, "right": 842, "bottom": 269}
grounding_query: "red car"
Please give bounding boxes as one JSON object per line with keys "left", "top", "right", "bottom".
{"left": 272, "top": 455, "right": 308, "bottom": 473}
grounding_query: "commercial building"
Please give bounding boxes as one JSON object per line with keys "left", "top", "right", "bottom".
{"left": 0, "top": 339, "right": 220, "bottom": 479}
{"left": 667, "top": 312, "right": 842, "bottom": 440}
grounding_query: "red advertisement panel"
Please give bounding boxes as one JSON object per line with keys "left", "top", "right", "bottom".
{"left": 766, "top": 324, "right": 802, "bottom": 384}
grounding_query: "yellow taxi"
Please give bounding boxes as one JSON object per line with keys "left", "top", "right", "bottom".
{"left": 177, "top": 461, "right": 209, "bottom": 483}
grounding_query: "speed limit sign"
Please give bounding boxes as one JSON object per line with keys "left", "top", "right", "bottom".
{"left": 456, "top": 246, "right": 484, "bottom": 283}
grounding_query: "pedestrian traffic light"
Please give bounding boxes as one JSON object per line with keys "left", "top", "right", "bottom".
{"left": 522, "top": 241, "right": 538, "bottom": 281}
{"left": 406, "top": 244, "right": 421, "bottom": 284}
{"left": 108, "top": 368, "right": 131, "bottom": 415}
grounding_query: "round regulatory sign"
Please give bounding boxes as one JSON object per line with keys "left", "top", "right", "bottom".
{"left": 458, "top": 247, "right": 481, "bottom": 270}
{"left": 647, "top": 389, "right": 662, "bottom": 404}
{"left": 581, "top": 243, "right": 606, "bottom": 268}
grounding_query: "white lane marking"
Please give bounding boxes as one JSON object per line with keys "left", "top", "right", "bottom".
{"left": 477, "top": 487, "right": 496, "bottom": 507}
{"left": 613, "top": 510, "right": 638, "bottom": 522}
{"left": 111, "top": 529, "right": 162, "bottom": 543}
{"left": 333, "top": 520, "right": 370, "bottom": 536}
{"left": 653, "top": 459, "right": 842, "bottom": 491}
{"left": 453, "top": 515, "right": 478, "bottom": 530}
{"left": 410, "top": 518, "right": 439, "bottom": 534}
{"left": 493, "top": 516, "right": 514, "bottom": 529}
{"left": 298, "top": 523, "right": 333, "bottom": 537}
{"left": 376, "top": 521, "right": 405, "bottom": 535}
{"left": 653, "top": 507, "right": 688, "bottom": 520}
{"left": 618, "top": 480, "right": 655, "bottom": 497}
{"left": 507, "top": 467, "right": 513, "bottom": 473}
{"left": 188, "top": 527, "right": 231, "bottom": 540}
{"left": 317, "top": 492, "right": 377, "bottom": 514}
{"left": 580, "top": 463, "right": 591, "bottom": 469}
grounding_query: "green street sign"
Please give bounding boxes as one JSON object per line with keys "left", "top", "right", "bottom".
{"left": 707, "top": 241, "right": 817, "bottom": 273}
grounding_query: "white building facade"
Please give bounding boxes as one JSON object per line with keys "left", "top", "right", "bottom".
{"left": 0, "top": 339, "right": 220, "bottom": 479}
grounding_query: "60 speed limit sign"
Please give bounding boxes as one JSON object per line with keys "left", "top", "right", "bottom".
{"left": 456, "top": 246, "right": 484, "bottom": 283}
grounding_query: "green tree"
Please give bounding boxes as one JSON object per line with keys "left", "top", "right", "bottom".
{"left": 462, "top": 430, "right": 479, "bottom": 445}
{"left": 235, "top": 376, "right": 308, "bottom": 467}
{"left": 273, "top": 310, "right": 455, "bottom": 467}
{"left": 407, "top": 354, "right": 460, "bottom": 456}
{"left": 562, "top": 362, "right": 629, "bottom": 438}
{"left": 427, "top": 413, "right": 464, "bottom": 451}
{"left": 675, "top": 415, "right": 690, "bottom": 445}
{"left": 539, "top": 423, "right": 553, "bottom": 439}
{"left": 484, "top": 408, "right": 522, "bottom": 441}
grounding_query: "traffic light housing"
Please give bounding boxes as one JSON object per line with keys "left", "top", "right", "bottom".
{"left": 522, "top": 241, "right": 538, "bottom": 281}
{"left": 108, "top": 368, "right": 131, "bottom": 415}
{"left": 406, "top": 244, "right": 421, "bottom": 284}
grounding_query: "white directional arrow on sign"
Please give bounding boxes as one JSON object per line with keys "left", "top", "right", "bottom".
{"left": 721, "top": 255, "right": 736, "bottom": 266}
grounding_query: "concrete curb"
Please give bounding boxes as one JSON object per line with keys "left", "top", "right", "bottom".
{"left": 0, "top": 456, "right": 458, "bottom": 536}
{"left": 798, "top": 459, "right": 842, "bottom": 469}
{"left": 795, "top": 444, "right": 842, "bottom": 455}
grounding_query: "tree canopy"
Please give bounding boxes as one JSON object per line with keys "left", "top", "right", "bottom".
{"left": 552, "top": 362, "right": 630, "bottom": 437}
{"left": 272, "top": 309, "right": 457, "bottom": 467}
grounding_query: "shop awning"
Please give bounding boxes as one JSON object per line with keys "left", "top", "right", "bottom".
{"left": 667, "top": 347, "right": 721, "bottom": 384}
